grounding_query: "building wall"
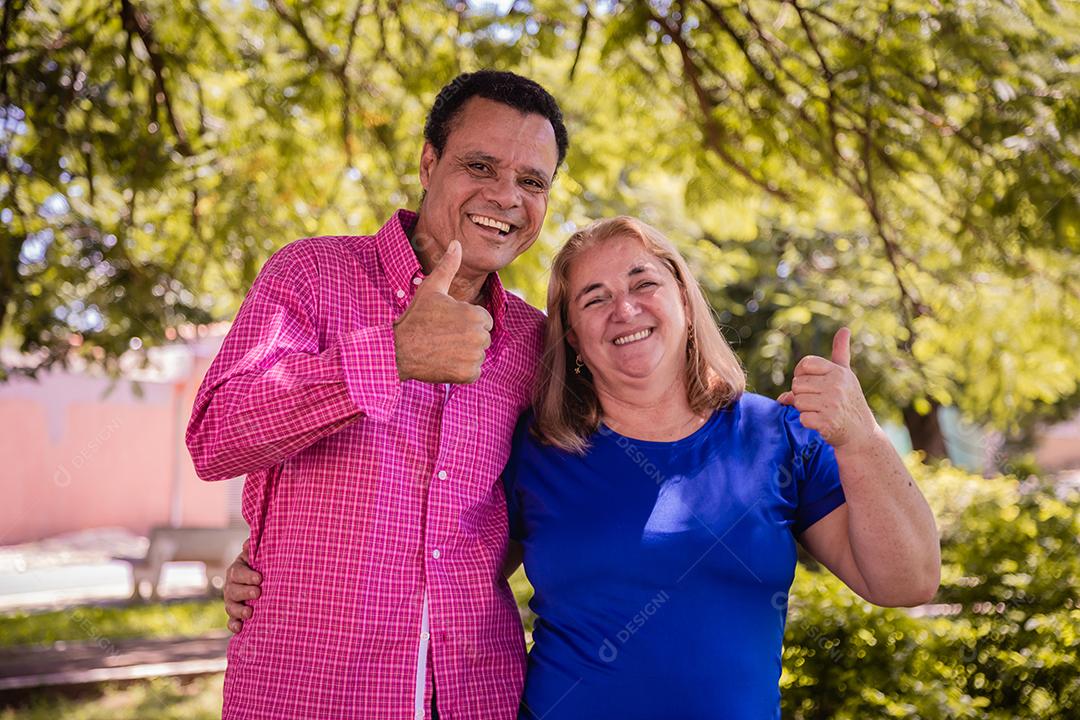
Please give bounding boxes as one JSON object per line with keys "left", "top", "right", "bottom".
{"left": 0, "top": 340, "right": 239, "bottom": 545}
{"left": 1035, "top": 413, "right": 1080, "bottom": 472}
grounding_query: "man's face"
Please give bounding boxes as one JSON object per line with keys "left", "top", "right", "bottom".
{"left": 415, "top": 97, "right": 559, "bottom": 281}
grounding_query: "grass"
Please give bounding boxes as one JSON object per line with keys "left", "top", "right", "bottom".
{"left": 0, "top": 601, "right": 227, "bottom": 719}
{"left": 0, "top": 599, "right": 226, "bottom": 648}
{"left": 0, "top": 675, "right": 224, "bottom": 720}
{"left": 0, "top": 577, "right": 534, "bottom": 718}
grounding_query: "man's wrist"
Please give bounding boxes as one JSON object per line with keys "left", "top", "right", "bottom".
{"left": 391, "top": 323, "right": 411, "bottom": 382}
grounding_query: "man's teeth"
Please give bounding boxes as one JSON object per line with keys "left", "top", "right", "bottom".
{"left": 470, "top": 215, "right": 511, "bottom": 233}
{"left": 613, "top": 329, "right": 653, "bottom": 346}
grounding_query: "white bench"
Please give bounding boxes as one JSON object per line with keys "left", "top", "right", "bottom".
{"left": 115, "top": 526, "right": 248, "bottom": 600}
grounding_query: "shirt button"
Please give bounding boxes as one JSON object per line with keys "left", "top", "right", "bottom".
{"left": 395, "top": 289, "right": 406, "bottom": 299}
{"left": 420, "top": 631, "right": 430, "bottom": 640}
{"left": 415, "top": 710, "right": 424, "bottom": 720}
{"left": 431, "top": 549, "right": 441, "bottom": 559}
{"left": 412, "top": 276, "right": 423, "bottom": 285}
{"left": 437, "top": 470, "right": 448, "bottom": 480}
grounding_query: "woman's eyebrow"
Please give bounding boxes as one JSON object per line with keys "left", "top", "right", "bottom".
{"left": 574, "top": 282, "right": 605, "bottom": 301}
{"left": 628, "top": 264, "right": 658, "bottom": 277}
{"left": 574, "top": 265, "right": 658, "bottom": 300}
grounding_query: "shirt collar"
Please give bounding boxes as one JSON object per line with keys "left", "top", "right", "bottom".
{"left": 375, "top": 209, "right": 510, "bottom": 338}
{"left": 374, "top": 209, "right": 424, "bottom": 305}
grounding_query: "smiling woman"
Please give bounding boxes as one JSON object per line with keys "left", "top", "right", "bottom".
{"left": 534, "top": 216, "right": 745, "bottom": 453}
{"left": 499, "top": 214, "right": 940, "bottom": 719}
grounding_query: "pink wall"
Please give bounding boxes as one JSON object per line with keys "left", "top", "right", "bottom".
{"left": 176, "top": 355, "right": 238, "bottom": 529}
{"left": 1035, "top": 413, "right": 1080, "bottom": 472}
{"left": 0, "top": 341, "right": 239, "bottom": 545}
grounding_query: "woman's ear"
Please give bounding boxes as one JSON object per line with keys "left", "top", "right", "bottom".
{"left": 566, "top": 329, "right": 579, "bottom": 353}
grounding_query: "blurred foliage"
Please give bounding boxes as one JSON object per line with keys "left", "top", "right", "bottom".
{"left": 780, "top": 459, "right": 1080, "bottom": 719}
{"left": 3, "top": 0, "right": 1080, "bottom": 447}
{"left": 0, "top": 598, "right": 224, "bottom": 647}
{"left": 509, "top": 563, "right": 536, "bottom": 646}
{"left": 0, "top": 674, "right": 223, "bottom": 720}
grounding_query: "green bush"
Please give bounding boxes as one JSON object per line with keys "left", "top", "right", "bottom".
{"left": 781, "top": 460, "right": 1080, "bottom": 719}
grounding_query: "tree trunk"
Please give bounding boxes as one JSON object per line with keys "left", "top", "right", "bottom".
{"left": 902, "top": 401, "right": 949, "bottom": 461}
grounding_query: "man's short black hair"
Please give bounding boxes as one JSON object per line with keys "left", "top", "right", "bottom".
{"left": 424, "top": 70, "right": 569, "bottom": 171}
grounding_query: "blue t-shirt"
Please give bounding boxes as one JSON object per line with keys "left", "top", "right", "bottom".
{"left": 502, "top": 393, "right": 846, "bottom": 720}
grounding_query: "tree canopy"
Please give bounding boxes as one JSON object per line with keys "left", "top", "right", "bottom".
{"left": 4, "top": 0, "right": 1079, "bottom": 455}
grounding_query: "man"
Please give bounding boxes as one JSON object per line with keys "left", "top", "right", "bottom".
{"left": 186, "top": 70, "right": 569, "bottom": 720}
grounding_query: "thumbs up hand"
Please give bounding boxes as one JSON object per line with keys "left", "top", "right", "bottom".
{"left": 393, "top": 240, "right": 493, "bottom": 384}
{"left": 777, "top": 327, "right": 878, "bottom": 448}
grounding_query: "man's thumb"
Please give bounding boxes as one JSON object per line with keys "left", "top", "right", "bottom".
{"left": 831, "top": 326, "right": 852, "bottom": 369}
{"left": 422, "top": 240, "right": 461, "bottom": 295}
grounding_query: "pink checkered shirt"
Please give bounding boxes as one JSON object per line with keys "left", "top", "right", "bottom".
{"left": 186, "top": 210, "right": 543, "bottom": 719}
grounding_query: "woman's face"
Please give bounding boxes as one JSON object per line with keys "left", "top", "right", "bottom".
{"left": 565, "top": 235, "right": 689, "bottom": 392}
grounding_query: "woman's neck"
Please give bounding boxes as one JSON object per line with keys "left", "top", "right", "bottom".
{"left": 596, "top": 373, "right": 707, "bottom": 442}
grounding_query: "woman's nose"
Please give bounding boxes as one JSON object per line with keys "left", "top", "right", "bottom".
{"left": 612, "top": 295, "right": 640, "bottom": 321}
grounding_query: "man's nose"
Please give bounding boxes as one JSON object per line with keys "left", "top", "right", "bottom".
{"left": 482, "top": 174, "right": 520, "bottom": 209}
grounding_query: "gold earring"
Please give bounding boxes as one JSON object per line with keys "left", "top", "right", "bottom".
{"left": 574, "top": 355, "right": 584, "bottom": 375}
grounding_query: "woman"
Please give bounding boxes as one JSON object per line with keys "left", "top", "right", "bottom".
{"left": 224, "top": 216, "right": 940, "bottom": 719}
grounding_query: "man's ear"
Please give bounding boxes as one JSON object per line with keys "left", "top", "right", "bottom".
{"left": 419, "top": 142, "right": 438, "bottom": 190}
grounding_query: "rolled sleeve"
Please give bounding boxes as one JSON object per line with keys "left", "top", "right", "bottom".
{"left": 338, "top": 322, "right": 405, "bottom": 424}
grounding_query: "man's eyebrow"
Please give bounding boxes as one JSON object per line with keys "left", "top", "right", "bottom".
{"left": 574, "top": 282, "right": 604, "bottom": 301}
{"left": 522, "top": 165, "right": 553, "bottom": 182}
{"left": 460, "top": 151, "right": 499, "bottom": 165}
{"left": 460, "top": 151, "right": 552, "bottom": 182}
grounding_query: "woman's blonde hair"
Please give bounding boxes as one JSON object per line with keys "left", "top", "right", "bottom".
{"left": 533, "top": 216, "right": 746, "bottom": 453}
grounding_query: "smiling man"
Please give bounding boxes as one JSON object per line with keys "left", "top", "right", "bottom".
{"left": 186, "top": 71, "right": 568, "bottom": 720}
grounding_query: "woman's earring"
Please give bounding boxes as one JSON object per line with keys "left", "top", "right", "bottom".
{"left": 574, "top": 355, "right": 584, "bottom": 375}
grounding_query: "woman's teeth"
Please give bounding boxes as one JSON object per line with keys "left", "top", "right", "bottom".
{"left": 613, "top": 328, "right": 652, "bottom": 346}
{"left": 470, "top": 214, "right": 512, "bottom": 234}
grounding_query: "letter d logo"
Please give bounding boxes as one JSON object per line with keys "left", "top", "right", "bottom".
{"left": 598, "top": 638, "right": 618, "bottom": 663}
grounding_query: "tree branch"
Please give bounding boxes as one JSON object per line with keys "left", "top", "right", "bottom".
{"left": 119, "top": 0, "right": 193, "bottom": 155}
{"left": 857, "top": 14, "right": 928, "bottom": 340}
{"left": 270, "top": 0, "right": 334, "bottom": 66}
{"left": 647, "top": 7, "right": 793, "bottom": 201}
{"left": 569, "top": 7, "right": 591, "bottom": 82}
